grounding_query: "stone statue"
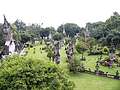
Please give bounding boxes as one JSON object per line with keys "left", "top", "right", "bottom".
{"left": 53, "top": 41, "right": 60, "bottom": 64}
{"left": 66, "top": 41, "right": 74, "bottom": 64}
{"left": 109, "top": 45, "right": 116, "bottom": 67}
{"left": 2, "top": 15, "right": 15, "bottom": 55}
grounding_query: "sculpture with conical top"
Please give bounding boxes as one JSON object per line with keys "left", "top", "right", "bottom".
{"left": 2, "top": 15, "right": 15, "bottom": 55}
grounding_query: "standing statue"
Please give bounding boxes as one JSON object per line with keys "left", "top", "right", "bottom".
{"left": 53, "top": 41, "right": 60, "bottom": 64}
{"left": 2, "top": 15, "right": 15, "bottom": 55}
{"left": 84, "top": 27, "right": 90, "bottom": 42}
{"left": 66, "top": 41, "right": 74, "bottom": 64}
{"left": 109, "top": 45, "right": 116, "bottom": 68}
{"left": 49, "top": 32, "right": 52, "bottom": 40}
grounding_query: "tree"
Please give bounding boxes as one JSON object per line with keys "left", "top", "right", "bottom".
{"left": 26, "top": 24, "right": 41, "bottom": 39}
{"left": 52, "top": 33, "right": 63, "bottom": 41}
{"left": 75, "top": 42, "right": 87, "bottom": 60}
{"left": 75, "top": 42, "right": 87, "bottom": 54}
{"left": 14, "top": 19, "right": 26, "bottom": 31}
{"left": 105, "top": 34, "right": 114, "bottom": 46}
{"left": 12, "top": 24, "right": 21, "bottom": 42}
{"left": 87, "top": 38, "right": 96, "bottom": 53}
{"left": 112, "top": 35, "right": 120, "bottom": 48}
{"left": 39, "top": 28, "right": 50, "bottom": 39}
{"left": 86, "top": 22, "right": 108, "bottom": 40}
{"left": 57, "top": 23, "right": 81, "bottom": 38}
{"left": 57, "top": 24, "right": 64, "bottom": 33}
{"left": 20, "top": 33, "right": 31, "bottom": 44}
{"left": 105, "top": 12, "right": 120, "bottom": 31}
{"left": 46, "top": 26, "right": 56, "bottom": 35}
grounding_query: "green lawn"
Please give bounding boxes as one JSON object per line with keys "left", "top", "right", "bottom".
{"left": 25, "top": 44, "right": 120, "bottom": 90}
{"left": 70, "top": 73, "right": 120, "bottom": 90}
{"left": 75, "top": 53, "right": 120, "bottom": 75}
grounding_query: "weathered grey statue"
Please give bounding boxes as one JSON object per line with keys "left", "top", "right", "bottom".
{"left": 2, "top": 15, "right": 15, "bottom": 55}
{"left": 109, "top": 45, "right": 116, "bottom": 67}
{"left": 53, "top": 41, "right": 60, "bottom": 64}
{"left": 66, "top": 41, "right": 74, "bottom": 64}
{"left": 84, "top": 26, "right": 90, "bottom": 42}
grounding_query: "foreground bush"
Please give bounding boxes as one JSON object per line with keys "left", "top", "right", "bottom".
{"left": 0, "top": 56, "right": 74, "bottom": 90}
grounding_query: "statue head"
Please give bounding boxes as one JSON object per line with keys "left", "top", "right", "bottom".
{"left": 2, "top": 15, "right": 13, "bottom": 41}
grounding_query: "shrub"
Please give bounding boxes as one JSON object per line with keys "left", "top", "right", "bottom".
{"left": 30, "top": 44, "right": 33, "bottom": 48}
{"left": 42, "top": 47, "right": 47, "bottom": 50}
{"left": 102, "top": 46, "right": 109, "bottom": 54}
{"left": 88, "top": 46, "right": 103, "bottom": 55}
{"left": 47, "top": 49, "right": 54, "bottom": 60}
{"left": 88, "top": 50, "right": 102, "bottom": 55}
{"left": 64, "top": 38, "right": 71, "bottom": 45}
{"left": 0, "top": 56, "right": 74, "bottom": 90}
{"left": 53, "top": 33, "right": 63, "bottom": 41}
{"left": 116, "top": 53, "right": 120, "bottom": 57}
{"left": 75, "top": 42, "right": 87, "bottom": 54}
{"left": 68, "top": 57, "right": 85, "bottom": 73}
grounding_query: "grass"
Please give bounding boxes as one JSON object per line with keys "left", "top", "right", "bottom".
{"left": 25, "top": 44, "right": 120, "bottom": 90}
{"left": 75, "top": 53, "right": 120, "bottom": 75}
{"left": 70, "top": 73, "right": 120, "bottom": 90}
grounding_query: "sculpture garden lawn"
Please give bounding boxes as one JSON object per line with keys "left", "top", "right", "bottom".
{"left": 25, "top": 44, "right": 120, "bottom": 90}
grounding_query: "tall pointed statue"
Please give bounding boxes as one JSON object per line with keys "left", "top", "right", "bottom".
{"left": 2, "top": 15, "right": 15, "bottom": 55}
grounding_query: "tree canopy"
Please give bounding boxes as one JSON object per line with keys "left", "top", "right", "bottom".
{"left": 57, "top": 23, "right": 81, "bottom": 38}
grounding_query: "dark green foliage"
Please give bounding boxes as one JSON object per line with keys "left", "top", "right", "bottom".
{"left": 39, "top": 27, "right": 56, "bottom": 39}
{"left": 105, "top": 12, "right": 120, "bottom": 31}
{"left": 87, "top": 12, "right": 120, "bottom": 48}
{"left": 0, "top": 56, "right": 74, "bottom": 90}
{"left": 102, "top": 46, "right": 109, "bottom": 54}
{"left": 53, "top": 33, "right": 63, "bottom": 41}
{"left": 57, "top": 24, "right": 64, "bottom": 33}
{"left": 47, "top": 49, "right": 54, "bottom": 60}
{"left": 75, "top": 42, "right": 87, "bottom": 54}
{"left": 20, "top": 33, "right": 31, "bottom": 44}
{"left": 39, "top": 28, "right": 50, "bottom": 38}
{"left": 86, "top": 22, "right": 108, "bottom": 40}
{"left": 42, "top": 47, "right": 47, "bottom": 50}
{"left": 68, "top": 57, "right": 85, "bottom": 73}
{"left": 88, "top": 46, "right": 102, "bottom": 55}
{"left": 14, "top": 19, "right": 26, "bottom": 31}
{"left": 64, "top": 38, "right": 71, "bottom": 45}
{"left": 57, "top": 23, "right": 81, "bottom": 38}
{"left": 106, "top": 34, "right": 114, "bottom": 45}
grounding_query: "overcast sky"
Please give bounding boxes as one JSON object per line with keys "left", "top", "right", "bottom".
{"left": 0, "top": 0, "right": 120, "bottom": 28}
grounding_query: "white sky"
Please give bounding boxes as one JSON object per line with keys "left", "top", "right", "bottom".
{"left": 0, "top": 0, "right": 120, "bottom": 28}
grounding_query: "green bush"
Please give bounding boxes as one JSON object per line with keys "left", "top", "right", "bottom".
{"left": 102, "top": 46, "right": 109, "bottom": 54}
{"left": 68, "top": 56, "right": 85, "bottom": 73}
{"left": 0, "top": 56, "right": 74, "bottom": 90}
{"left": 47, "top": 49, "right": 54, "bottom": 60}
{"left": 64, "top": 38, "right": 71, "bottom": 45}
{"left": 75, "top": 42, "right": 87, "bottom": 54}
{"left": 53, "top": 33, "right": 63, "bottom": 41}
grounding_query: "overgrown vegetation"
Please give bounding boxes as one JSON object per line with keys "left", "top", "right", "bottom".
{"left": 0, "top": 56, "right": 74, "bottom": 90}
